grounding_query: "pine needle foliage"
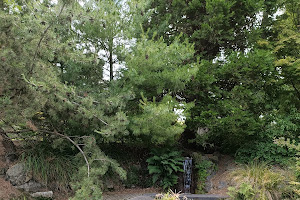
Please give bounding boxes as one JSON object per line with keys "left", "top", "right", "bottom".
{"left": 70, "top": 137, "right": 126, "bottom": 200}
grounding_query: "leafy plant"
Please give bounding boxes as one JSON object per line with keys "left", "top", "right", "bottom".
{"left": 228, "top": 162, "right": 287, "bottom": 200}
{"left": 70, "top": 137, "right": 126, "bottom": 200}
{"left": 235, "top": 141, "right": 295, "bottom": 165}
{"left": 130, "top": 95, "right": 187, "bottom": 146}
{"left": 192, "top": 152, "right": 216, "bottom": 194}
{"left": 195, "top": 159, "right": 214, "bottom": 194}
{"left": 146, "top": 149, "right": 184, "bottom": 190}
{"left": 275, "top": 137, "right": 300, "bottom": 199}
{"left": 228, "top": 183, "right": 255, "bottom": 200}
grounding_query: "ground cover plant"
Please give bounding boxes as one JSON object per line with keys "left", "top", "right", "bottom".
{"left": 228, "top": 162, "right": 287, "bottom": 200}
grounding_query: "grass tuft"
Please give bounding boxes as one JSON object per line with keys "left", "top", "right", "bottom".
{"left": 228, "top": 161, "right": 289, "bottom": 200}
{"left": 21, "top": 142, "right": 76, "bottom": 191}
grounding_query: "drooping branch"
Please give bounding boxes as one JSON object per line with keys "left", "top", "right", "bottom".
{"left": 40, "top": 129, "right": 90, "bottom": 178}
{"left": 53, "top": 130, "right": 90, "bottom": 177}
{"left": 22, "top": 75, "right": 109, "bottom": 126}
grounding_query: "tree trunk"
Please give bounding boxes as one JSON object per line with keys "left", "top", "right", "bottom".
{"left": 109, "top": 37, "right": 114, "bottom": 81}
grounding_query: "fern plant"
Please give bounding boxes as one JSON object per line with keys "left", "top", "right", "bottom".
{"left": 146, "top": 149, "right": 184, "bottom": 190}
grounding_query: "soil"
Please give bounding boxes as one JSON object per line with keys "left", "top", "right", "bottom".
{"left": 0, "top": 134, "right": 22, "bottom": 200}
{"left": 207, "top": 154, "right": 237, "bottom": 196}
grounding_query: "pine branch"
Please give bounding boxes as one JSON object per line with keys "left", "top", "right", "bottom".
{"left": 40, "top": 129, "right": 91, "bottom": 178}
{"left": 29, "top": 3, "right": 67, "bottom": 75}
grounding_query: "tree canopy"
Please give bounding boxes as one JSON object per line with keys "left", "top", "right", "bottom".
{"left": 0, "top": 0, "right": 299, "bottom": 198}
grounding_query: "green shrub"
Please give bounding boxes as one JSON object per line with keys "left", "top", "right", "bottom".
{"left": 235, "top": 141, "right": 295, "bottom": 165}
{"left": 228, "top": 183, "right": 255, "bottom": 200}
{"left": 70, "top": 138, "right": 126, "bottom": 200}
{"left": 275, "top": 137, "right": 300, "bottom": 199}
{"left": 228, "top": 162, "right": 286, "bottom": 200}
{"left": 146, "top": 149, "right": 184, "bottom": 190}
{"left": 192, "top": 152, "right": 216, "bottom": 194}
{"left": 195, "top": 159, "right": 214, "bottom": 194}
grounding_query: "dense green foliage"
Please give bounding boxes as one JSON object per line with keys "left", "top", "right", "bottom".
{"left": 0, "top": 0, "right": 299, "bottom": 198}
{"left": 146, "top": 149, "right": 184, "bottom": 189}
{"left": 275, "top": 137, "right": 300, "bottom": 198}
{"left": 143, "top": 0, "right": 269, "bottom": 59}
{"left": 193, "top": 154, "right": 215, "bottom": 194}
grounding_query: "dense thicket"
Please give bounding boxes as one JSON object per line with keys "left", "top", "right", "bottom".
{"left": 0, "top": 0, "right": 299, "bottom": 198}
{"left": 143, "top": 0, "right": 299, "bottom": 156}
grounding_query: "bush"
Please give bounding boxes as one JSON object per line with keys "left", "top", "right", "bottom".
{"left": 235, "top": 141, "right": 295, "bottom": 165}
{"left": 228, "top": 162, "right": 287, "bottom": 200}
{"left": 275, "top": 137, "right": 300, "bottom": 199}
{"left": 70, "top": 137, "right": 126, "bottom": 200}
{"left": 195, "top": 159, "right": 214, "bottom": 194}
{"left": 146, "top": 149, "right": 184, "bottom": 190}
{"left": 192, "top": 152, "right": 215, "bottom": 194}
{"left": 228, "top": 182, "right": 255, "bottom": 200}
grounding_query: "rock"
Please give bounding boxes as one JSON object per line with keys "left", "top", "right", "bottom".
{"left": 218, "top": 181, "right": 228, "bottom": 189}
{"left": 5, "top": 153, "right": 18, "bottom": 163}
{"left": 205, "top": 175, "right": 213, "bottom": 192}
{"left": 30, "top": 191, "right": 53, "bottom": 198}
{"left": 106, "top": 180, "right": 114, "bottom": 190}
{"left": 15, "top": 180, "right": 43, "bottom": 192}
{"left": 204, "top": 154, "right": 219, "bottom": 163}
{"left": 205, "top": 169, "right": 217, "bottom": 192}
{"left": 213, "top": 151, "right": 221, "bottom": 159}
{"left": 6, "top": 163, "right": 29, "bottom": 186}
{"left": 0, "top": 168, "right": 6, "bottom": 176}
